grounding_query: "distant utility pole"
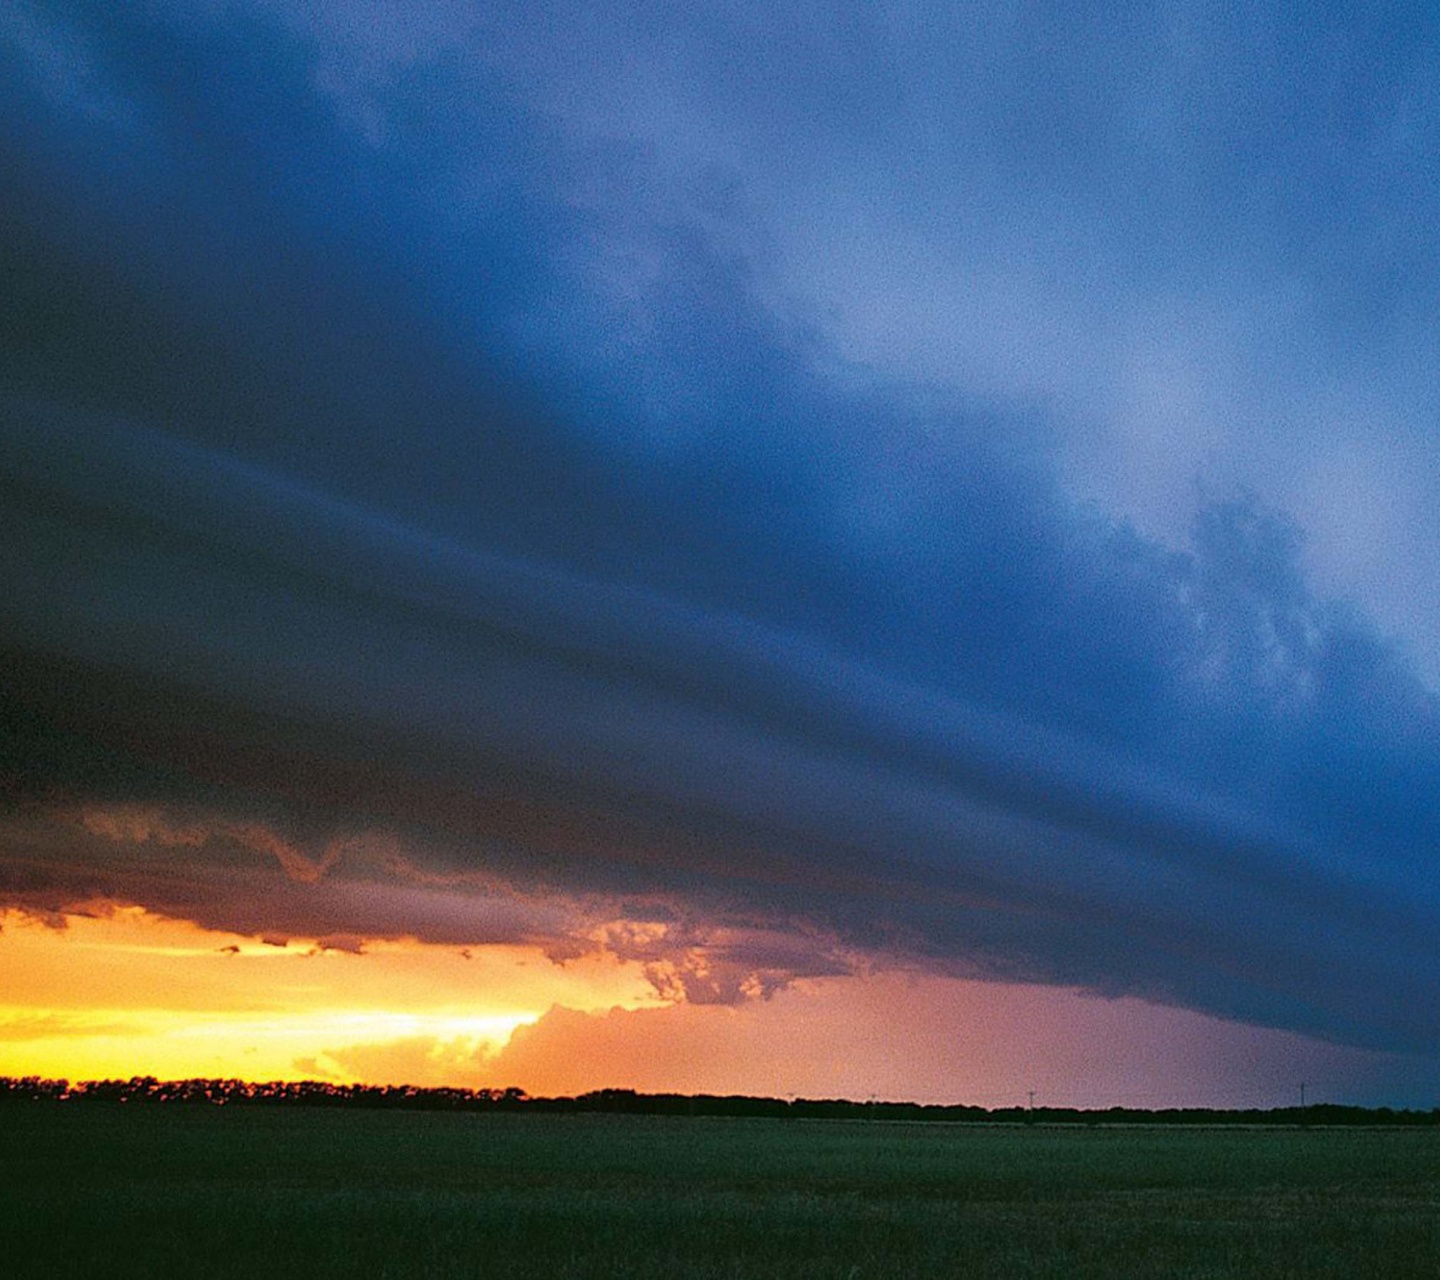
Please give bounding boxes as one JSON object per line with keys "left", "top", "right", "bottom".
{"left": 1299, "top": 1082, "right": 1307, "bottom": 1109}
{"left": 1028, "top": 1089, "right": 1036, "bottom": 1111}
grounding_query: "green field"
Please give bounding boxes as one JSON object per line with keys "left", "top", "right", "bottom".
{"left": 3, "top": 1105, "right": 1438, "bottom": 1278}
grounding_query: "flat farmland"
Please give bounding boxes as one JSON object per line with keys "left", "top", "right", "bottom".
{"left": 3, "top": 1106, "right": 1438, "bottom": 1278}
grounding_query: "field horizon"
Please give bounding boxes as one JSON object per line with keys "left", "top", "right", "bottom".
{"left": 5, "top": 1072, "right": 1437, "bottom": 1128}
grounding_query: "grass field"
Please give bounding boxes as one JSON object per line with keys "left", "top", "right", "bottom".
{"left": 3, "top": 1105, "right": 1438, "bottom": 1278}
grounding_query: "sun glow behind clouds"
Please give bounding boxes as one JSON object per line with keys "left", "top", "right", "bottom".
{"left": 2, "top": 905, "right": 1432, "bottom": 1108}
{"left": 0, "top": 907, "right": 657, "bottom": 1085}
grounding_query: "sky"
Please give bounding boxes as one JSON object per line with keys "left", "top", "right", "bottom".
{"left": 2, "top": 1, "right": 1439, "bottom": 1109}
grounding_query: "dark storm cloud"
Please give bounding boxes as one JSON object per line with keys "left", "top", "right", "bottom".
{"left": 4, "top": 3, "right": 1440, "bottom": 1051}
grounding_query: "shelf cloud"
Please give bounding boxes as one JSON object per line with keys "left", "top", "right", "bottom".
{"left": 5, "top": 2, "right": 1440, "bottom": 1072}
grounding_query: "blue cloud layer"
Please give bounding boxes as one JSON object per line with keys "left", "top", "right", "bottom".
{"left": 3, "top": 3, "right": 1439, "bottom": 1055}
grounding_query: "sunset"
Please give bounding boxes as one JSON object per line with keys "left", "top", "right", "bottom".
{"left": 4, "top": 4, "right": 1440, "bottom": 1272}
{"left": 4, "top": 896, "right": 1434, "bottom": 1108}
{"left": 6, "top": 0, "right": 1440, "bottom": 1112}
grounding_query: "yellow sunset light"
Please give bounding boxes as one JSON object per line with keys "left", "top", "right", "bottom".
{"left": 0, "top": 906, "right": 658, "bottom": 1087}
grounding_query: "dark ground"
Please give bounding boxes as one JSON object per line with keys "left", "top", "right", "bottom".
{"left": 3, "top": 1104, "right": 1438, "bottom": 1278}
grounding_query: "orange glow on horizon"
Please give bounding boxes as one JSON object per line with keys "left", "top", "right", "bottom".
{"left": 0, "top": 906, "right": 1407, "bottom": 1110}
{"left": 0, "top": 906, "right": 660, "bottom": 1086}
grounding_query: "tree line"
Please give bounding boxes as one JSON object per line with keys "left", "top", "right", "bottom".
{"left": 2, "top": 1076, "right": 1436, "bottom": 1124}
